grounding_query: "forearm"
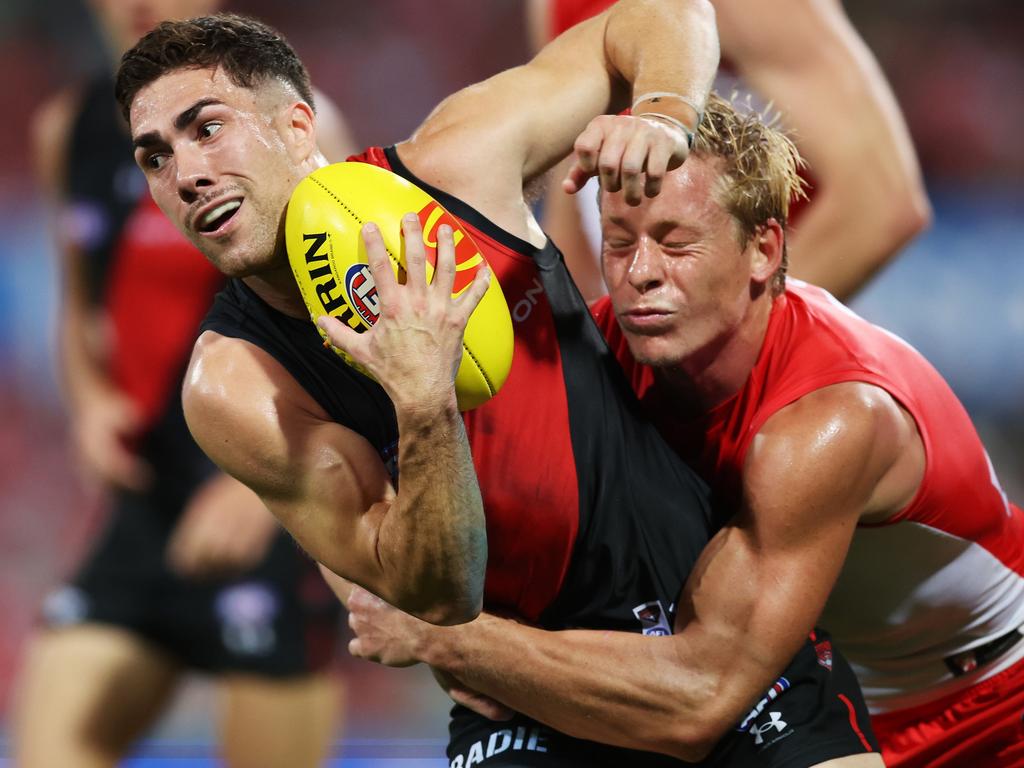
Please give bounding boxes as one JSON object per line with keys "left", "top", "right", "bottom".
{"left": 422, "top": 614, "right": 734, "bottom": 762}
{"left": 723, "top": 0, "right": 930, "bottom": 299}
{"left": 782, "top": 32, "right": 930, "bottom": 299}
{"left": 416, "top": 526, "right": 832, "bottom": 758}
{"left": 59, "top": 302, "right": 107, "bottom": 408}
{"left": 379, "top": 398, "right": 486, "bottom": 623}
{"left": 787, "top": 176, "right": 929, "bottom": 300}
{"left": 605, "top": 0, "right": 719, "bottom": 118}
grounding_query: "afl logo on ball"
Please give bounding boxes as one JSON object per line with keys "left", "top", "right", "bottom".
{"left": 345, "top": 263, "right": 381, "bottom": 325}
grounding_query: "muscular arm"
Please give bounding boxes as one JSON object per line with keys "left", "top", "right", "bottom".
{"left": 401, "top": 0, "right": 718, "bottom": 241}
{"left": 545, "top": 0, "right": 931, "bottom": 302}
{"left": 716, "top": 0, "right": 931, "bottom": 300}
{"left": 183, "top": 331, "right": 484, "bottom": 625}
{"left": 361, "top": 383, "right": 923, "bottom": 758}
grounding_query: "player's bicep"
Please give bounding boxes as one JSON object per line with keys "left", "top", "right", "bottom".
{"left": 513, "top": 13, "right": 622, "bottom": 176}
{"left": 675, "top": 386, "right": 901, "bottom": 672}
{"left": 183, "top": 332, "right": 397, "bottom": 591}
{"left": 725, "top": 386, "right": 906, "bottom": 626}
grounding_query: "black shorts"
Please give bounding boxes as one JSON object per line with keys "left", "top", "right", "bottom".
{"left": 705, "top": 629, "right": 878, "bottom": 767}
{"left": 446, "top": 630, "right": 877, "bottom": 768}
{"left": 40, "top": 491, "right": 341, "bottom": 677}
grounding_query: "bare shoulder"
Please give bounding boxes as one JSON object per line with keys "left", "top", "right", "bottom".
{"left": 747, "top": 381, "right": 923, "bottom": 522}
{"left": 184, "top": 330, "right": 395, "bottom": 512}
{"left": 183, "top": 330, "right": 334, "bottom": 497}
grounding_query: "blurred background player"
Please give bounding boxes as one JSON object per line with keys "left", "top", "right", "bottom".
{"left": 0, "top": 1, "right": 1019, "bottom": 765}
{"left": 12, "top": 1, "right": 355, "bottom": 765}
{"left": 527, "top": 0, "right": 931, "bottom": 302}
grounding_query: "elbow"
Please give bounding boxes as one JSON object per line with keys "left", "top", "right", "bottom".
{"left": 656, "top": 720, "right": 724, "bottom": 763}
{"left": 656, "top": 681, "right": 738, "bottom": 762}
{"left": 869, "top": 186, "right": 932, "bottom": 276}
{"left": 373, "top": 501, "right": 486, "bottom": 626}
{"left": 886, "top": 177, "right": 932, "bottom": 249}
{"left": 412, "top": 591, "right": 483, "bottom": 627}
{"left": 404, "top": 543, "right": 486, "bottom": 626}
{"left": 826, "top": 179, "right": 932, "bottom": 295}
{"left": 391, "top": 571, "right": 484, "bottom": 626}
{"left": 900, "top": 184, "right": 933, "bottom": 243}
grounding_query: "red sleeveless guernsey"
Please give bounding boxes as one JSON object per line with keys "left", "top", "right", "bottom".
{"left": 592, "top": 280, "right": 1024, "bottom": 714}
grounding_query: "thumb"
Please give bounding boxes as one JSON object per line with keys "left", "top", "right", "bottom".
{"left": 317, "top": 315, "right": 372, "bottom": 371}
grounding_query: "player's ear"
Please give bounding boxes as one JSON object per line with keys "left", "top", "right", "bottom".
{"left": 283, "top": 100, "right": 318, "bottom": 162}
{"left": 749, "top": 218, "right": 783, "bottom": 287}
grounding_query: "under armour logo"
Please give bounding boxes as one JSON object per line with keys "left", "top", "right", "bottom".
{"left": 750, "top": 712, "right": 788, "bottom": 745}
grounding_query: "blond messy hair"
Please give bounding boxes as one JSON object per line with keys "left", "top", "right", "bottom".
{"left": 692, "top": 93, "right": 806, "bottom": 295}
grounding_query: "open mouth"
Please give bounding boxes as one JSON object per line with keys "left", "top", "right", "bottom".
{"left": 197, "top": 199, "right": 242, "bottom": 235}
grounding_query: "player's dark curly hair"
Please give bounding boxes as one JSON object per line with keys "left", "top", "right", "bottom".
{"left": 115, "top": 13, "right": 315, "bottom": 123}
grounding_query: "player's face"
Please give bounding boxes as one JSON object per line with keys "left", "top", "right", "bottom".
{"left": 130, "top": 66, "right": 316, "bottom": 277}
{"left": 600, "top": 158, "right": 759, "bottom": 370}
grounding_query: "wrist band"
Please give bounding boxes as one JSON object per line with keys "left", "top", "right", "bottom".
{"left": 631, "top": 91, "right": 704, "bottom": 125}
{"left": 637, "top": 112, "right": 695, "bottom": 148}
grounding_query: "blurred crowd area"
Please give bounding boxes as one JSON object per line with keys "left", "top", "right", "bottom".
{"left": 0, "top": 0, "right": 1022, "bottom": 760}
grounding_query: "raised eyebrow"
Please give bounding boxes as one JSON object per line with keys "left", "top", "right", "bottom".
{"left": 174, "top": 98, "right": 223, "bottom": 132}
{"left": 132, "top": 98, "right": 224, "bottom": 150}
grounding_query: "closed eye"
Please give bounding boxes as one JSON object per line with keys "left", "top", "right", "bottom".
{"left": 662, "top": 242, "right": 698, "bottom": 255}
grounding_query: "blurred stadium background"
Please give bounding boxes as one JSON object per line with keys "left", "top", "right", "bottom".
{"left": 0, "top": 0, "right": 1021, "bottom": 764}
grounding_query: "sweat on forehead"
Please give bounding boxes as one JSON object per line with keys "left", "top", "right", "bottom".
{"left": 129, "top": 67, "right": 296, "bottom": 145}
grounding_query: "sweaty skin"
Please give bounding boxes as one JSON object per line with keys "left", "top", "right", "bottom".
{"left": 344, "top": 160, "right": 913, "bottom": 764}
{"left": 534, "top": 0, "right": 930, "bottom": 303}
{"left": 126, "top": 1, "right": 719, "bottom": 625}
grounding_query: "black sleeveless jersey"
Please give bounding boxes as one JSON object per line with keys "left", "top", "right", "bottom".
{"left": 201, "top": 146, "right": 712, "bottom": 632}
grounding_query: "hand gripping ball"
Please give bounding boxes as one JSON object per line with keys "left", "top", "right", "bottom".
{"left": 285, "top": 161, "right": 514, "bottom": 410}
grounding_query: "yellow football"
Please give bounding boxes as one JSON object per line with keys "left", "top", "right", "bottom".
{"left": 285, "top": 161, "right": 513, "bottom": 411}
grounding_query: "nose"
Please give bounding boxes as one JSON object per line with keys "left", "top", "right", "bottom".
{"left": 175, "top": 145, "right": 215, "bottom": 205}
{"left": 627, "top": 237, "right": 664, "bottom": 293}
